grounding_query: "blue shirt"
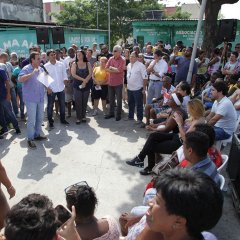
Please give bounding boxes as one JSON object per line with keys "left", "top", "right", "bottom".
{"left": 175, "top": 56, "right": 198, "bottom": 84}
{"left": 191, "top": 157, "right": 220, "bottom": 186}
{"left": 0, "top": 69, "right": 8, "bottom": 101}
{"left": 19, "top": 64, "right": 45, "bottom": 103}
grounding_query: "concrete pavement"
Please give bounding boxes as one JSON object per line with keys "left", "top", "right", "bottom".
{"left": 0, "top": 104, "right": 240, "bottom": 239}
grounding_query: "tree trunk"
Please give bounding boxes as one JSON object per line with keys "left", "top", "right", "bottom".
{"left": 202, "top": 1, "right": 221, "bottom": 56}
{"left": 199, "top": 0, "right": 239, "bottom": 56}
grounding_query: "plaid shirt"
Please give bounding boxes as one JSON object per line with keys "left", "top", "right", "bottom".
{"left": 191, "top": 157, "right": 220, "bottom": 186}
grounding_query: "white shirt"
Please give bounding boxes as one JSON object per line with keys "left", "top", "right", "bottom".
{"left": 63, "top": 56, "right": 75, "bottom": 70}
{"left": 127, "top": 61, "right": 147, "bottom": 91}
{"left": 92, "top": 49, "right": 100, "bottom": 58}
{"left": 44, "top": 61, "right": 68, "bottom": 93}
{"left": 211, "top": 96, "right": 237, "bottom": 135}
{"left": 149, "top": 59, "right": 168, "bottom": 80}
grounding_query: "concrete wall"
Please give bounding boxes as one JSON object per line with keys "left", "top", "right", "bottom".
{"left": 0, "top": 0, "right": 43, "bottom": 22}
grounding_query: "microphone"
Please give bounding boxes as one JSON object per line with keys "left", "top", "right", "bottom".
{"left": 40, "top": 63, "right": 49, "bottom": 74}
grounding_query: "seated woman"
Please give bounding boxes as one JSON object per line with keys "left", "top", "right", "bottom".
{"left": 65, "top": 182, "right": 120, "bottom": 240}
{"left": 126, "top": 93, "right": 187, "bottom": 173}
{"left": 126, "top": 97, "right": 204, "bottom": 176}
{"left": 135, "top": 168, "right": 223, "bottom": 240}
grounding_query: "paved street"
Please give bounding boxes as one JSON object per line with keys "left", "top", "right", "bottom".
{"left": 1, "top": 104, "right": 240, "bottom": 239}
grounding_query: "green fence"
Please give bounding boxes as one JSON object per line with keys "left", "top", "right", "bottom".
{"left": 0, "top": 24, "right": 107, "bottom": 57}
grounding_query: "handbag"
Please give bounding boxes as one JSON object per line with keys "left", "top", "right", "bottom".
{"left": 152, "top": 151, "right": 179, "bottom": 175}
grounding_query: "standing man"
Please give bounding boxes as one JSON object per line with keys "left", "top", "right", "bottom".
{"left": 0, "top": 69, "right": 21, "bottom": 137}
{"left": 169, "top": 47, "right": 197, "bottom": 86}
{"left": 126, "top": 51, "right": 147, "bottom": 124}
{"left": 146, "top": 49, "right": 168, "bottom": 104}
{"left": 0, "top": 52, "right": 18, "bottom": 117}
{"left": 105, "top": 45, "right": 126, "bottom": 121}
{"left": 206, "top": 80, "right": 237, "bottom": 140}
{"left": 44, "top": 50, "right": 69, "bottom": 129}
{"left": 100, "top": 45, "right": 113, "bottom": 59}
{"left": 19, "top": 52, "right": 46, "bottom": 149}
{"left": 92, "top": 43, "right": 100, "bottom": 58}
{"left": 143, "top": 44, "right": 154, "bottom": 67}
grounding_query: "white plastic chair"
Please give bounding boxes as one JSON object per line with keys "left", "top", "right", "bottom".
{"left": 215, "top": 115, "right": 240, "bottom": 150}
{"left": 217, "top": 154, "right": 229, "bottom": 173}
{"left": 219, "top": 174, "right": 225, "bottom": 190}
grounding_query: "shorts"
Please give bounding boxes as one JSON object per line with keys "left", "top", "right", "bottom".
{"left": 92, "top": 85, "right": 108, "bottom": 100}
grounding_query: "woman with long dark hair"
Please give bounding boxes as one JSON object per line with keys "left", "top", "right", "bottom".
{"left": 71, "top": 50, "right": 93, "bottom": 124}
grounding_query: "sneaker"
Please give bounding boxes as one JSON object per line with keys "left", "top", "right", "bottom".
{"left": 92, "top": 109, "right": 98, "bottom": 116}
{"left": 126, "top": 156, "right": 144, "bottom": 167}
{"left": 49, "top": 122, "right": 54, "bottom": 129}
{"left": 61, "top": 120, "right": 69, "bottom": 125}
{"left": 15, "top": 128, "right": 21, "bottom": 135}
{"left": 136, "top": 120, "right": 143, "bottom": 124}
{"left": 139, "top": 167, "right": 152, "bottom": 176}
{"left": 0, "top": 129, "right": 8, "bottom": 136}
{"left": 82, "top": 118, "right": 87, "bottom": 123}
{"left": 105, "top": 114, "right": 114, "bottom": 119}
{"left": 116, "top": 116, "right": 121, "bottom": 121}
{"left": 34, "top": 135, "right": 47, "bottom": 141}
{"left": 28, "top": 140, "right": 36, "bottom": 149}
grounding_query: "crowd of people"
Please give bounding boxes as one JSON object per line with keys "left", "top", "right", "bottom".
{"left": 1, "top": 39, "right": 240, "bottom": 239}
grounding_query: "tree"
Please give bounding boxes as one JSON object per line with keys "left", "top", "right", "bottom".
{"left": 164, "top": 6, "right": 191, "bottom": 19}
{"left": 199, "top": 0, "right": 239, "bottom": 55}
{"left": 51, "top": 0, "right": 164, "bottom": 46}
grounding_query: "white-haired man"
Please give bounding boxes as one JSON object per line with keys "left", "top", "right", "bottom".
{"left": 105, "top": 45, "right": 126, "bottom": 121}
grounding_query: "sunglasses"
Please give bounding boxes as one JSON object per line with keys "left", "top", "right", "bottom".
{"left": 113, "top": 50, "right": 118, "bottom": 52}
{"left": 64, "top": 181, "right": 88, "bottom": 195}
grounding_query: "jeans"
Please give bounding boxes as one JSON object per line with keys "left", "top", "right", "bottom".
{"left": 47, "top": 90, "right": 66, "bottom": 123}
{"left": 10, "top": 87, "right": 18, "bottom": 115}
{"left": 0, "top": 99, "right": 19, "bottom": 131}
{"left": 214, "top": 126, "right": 231, "bottom": 141}
{"left": 147, "top": 80, "right": 162, "bottom": 104}
{"left": 128, "top": 88, "right": 143, "bottom": 121}
{"left": 73, "top": 89, "right": 90, "bottom": 120}
{"left": 25, "top": 101, "right": 44, "bottom": 140}
{"left": 108, "top": 84, "right": 123, "bottom": 118}
{"left": 17, "top": 87, "right": 25, "bottom": 118}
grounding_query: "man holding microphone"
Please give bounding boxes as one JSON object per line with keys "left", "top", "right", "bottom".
{"left": 19, "top": 52, "right": 47, "bottom": 149}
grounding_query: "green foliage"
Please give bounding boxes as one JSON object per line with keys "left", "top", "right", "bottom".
{"left": 52, "top": 0, "right": 164, "bottom": 46}
{"left": 164, "top": 6, "right": 191, "bottom": 19}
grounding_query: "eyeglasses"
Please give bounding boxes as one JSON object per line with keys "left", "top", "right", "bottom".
{"left": 64, "top": 181, "right": 88, "bottom": 195}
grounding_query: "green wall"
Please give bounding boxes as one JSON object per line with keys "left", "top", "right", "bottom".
{"left": 0, "top": 25, "right": 107, "bottom": 57}
{"left": 133, "top": 20, "right": 240, "bottom": 48}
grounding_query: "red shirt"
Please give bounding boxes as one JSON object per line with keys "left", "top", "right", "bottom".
{"left": 106, "top": 56, "right": 125, "bottom": 86}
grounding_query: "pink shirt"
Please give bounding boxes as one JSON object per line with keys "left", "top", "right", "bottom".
{"left": 106, "top": 56, "right": 125, "bottom": 86}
